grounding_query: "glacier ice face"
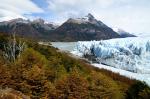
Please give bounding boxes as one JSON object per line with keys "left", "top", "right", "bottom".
{"left": 74, "top": 37, "right": 150, "bottom": 74}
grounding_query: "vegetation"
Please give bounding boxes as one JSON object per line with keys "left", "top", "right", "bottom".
{"left": 0, "top": 88, "right": 30, "bottom": 99}
{"left": 126, "top": 81, "right": 150, "bottom": 99}
{"left": 0, "top": 33, "right": 150, "bottom": 99}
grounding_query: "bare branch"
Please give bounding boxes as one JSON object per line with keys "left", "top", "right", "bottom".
{"left": 3, "top": 33, "right": 26, "bottom": 63}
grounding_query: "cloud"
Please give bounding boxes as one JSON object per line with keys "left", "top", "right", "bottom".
{"left": 0, "top": 0, "right": 44, "bottom": 21}
{"left": 46, "top": 0, "right": 150, "bottom": 34}
{"left": 0, "top": 0, "right": 149, "bottom": 34}
{"left": 47, "top": 0, "right": 127, "bottom": 17}
{"left": 46, "top": 0, "right": 121, "bottom": 25}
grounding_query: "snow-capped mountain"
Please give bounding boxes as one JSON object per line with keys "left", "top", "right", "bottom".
{"left": 32, "top": 18, "right": 45, "bottom": 24}
{"left": 51, "top": 13, "right": 120, "bottom": 41}
{"left": 67, "top": 13, "right": 107, "bottom": 27}
{"left": 0, "top": 18, "right": 59, "bottom": 29}
{"left": 0, "top": 14, "right": 135, "bottom": 41}
{"left": 73, "top": 37, "right": 150, "bottom": 74}
{"left": 31, "top": 18, "right": 59, "bottom": 30}
{"left": 112, "top": 27, "right": 136, "bottom": 37}
{"left": 0, "top": 18, "right": 29, "bottom": 26}
{"left": 0, "top": 18, "right": 59, "bottom": 39}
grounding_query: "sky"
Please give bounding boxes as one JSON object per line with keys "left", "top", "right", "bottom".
{"left": 0, "top": 0, "right": 150, "bottom": 35}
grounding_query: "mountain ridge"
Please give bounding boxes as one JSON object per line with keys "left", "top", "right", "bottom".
{"left": 0, "top": 13, "right": 136, "bottom": 41}
{"left": 112, "top": 27, "right": 136, "bottom": 38}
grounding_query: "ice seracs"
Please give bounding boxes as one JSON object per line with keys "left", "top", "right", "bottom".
{"left": 73, "top": 37, "right": 150, "bottom": 74}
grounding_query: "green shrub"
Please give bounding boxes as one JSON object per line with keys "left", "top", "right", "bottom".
{"left": 126, "top": 81, "right": 150, "bottom": 99}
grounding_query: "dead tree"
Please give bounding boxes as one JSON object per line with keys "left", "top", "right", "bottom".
{"left": 3, "top": 33, "right": 26, "bottom": 62}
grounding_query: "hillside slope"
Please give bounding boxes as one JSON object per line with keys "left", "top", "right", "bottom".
{"left": 0, "top": 33, "right": 149, "bottom": 98}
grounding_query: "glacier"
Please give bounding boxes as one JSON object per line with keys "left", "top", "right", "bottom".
{"left": 48, "top": 39, "right": 150, "bottom": 85}
{"left": 73, "top": 37, "right": 150, "bottom": 74}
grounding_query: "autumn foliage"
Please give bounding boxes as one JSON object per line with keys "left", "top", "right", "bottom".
{"left": 0, "top": 34, "right": 150, "bottom": 99}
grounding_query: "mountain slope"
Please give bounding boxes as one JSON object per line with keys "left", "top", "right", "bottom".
{"left": 112, "top": 27, "right": 136, "bottom": 38}
{"left": 0, "top": 14, "right": 136, "bottom": 41}
{"left": 51, "top": 13, "right": 120, "bottom": 41}
{"left": 0, "top": 18, "right": 58, "bottom": 40}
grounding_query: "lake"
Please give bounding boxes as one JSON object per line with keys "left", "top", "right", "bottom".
{"left": 51, "top": 42, "right": 77, "bottom": 52}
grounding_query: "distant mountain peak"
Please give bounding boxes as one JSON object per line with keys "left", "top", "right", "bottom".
{"left": 8, "top": 18, "right": 30, "bottom": 24}
{"left": 66, "top": 13, "right": 106, "bottom": 27}
{"left": 0, "top": 15, "right": 134, "bottom": 41}
{"left": 86, "top": 13, "right": 95, "bottom": 20}
{"left": 112, "top": 27, "right": 136, "bottom": 37}
{"left": 32, "top": 18, "right": 45, "bottom": 24}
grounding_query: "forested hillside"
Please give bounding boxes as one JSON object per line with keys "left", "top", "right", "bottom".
{"left": 0, "top": 33, "right": 149, "bottom": 99}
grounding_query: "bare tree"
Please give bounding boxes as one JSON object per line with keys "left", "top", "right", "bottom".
{"left": 3, "top": 33, "right": 26, "bottom": 62}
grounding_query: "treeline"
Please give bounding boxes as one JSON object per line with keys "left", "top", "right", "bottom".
{"left": 0, "top": 33, "right": 150, "bottom": 99}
